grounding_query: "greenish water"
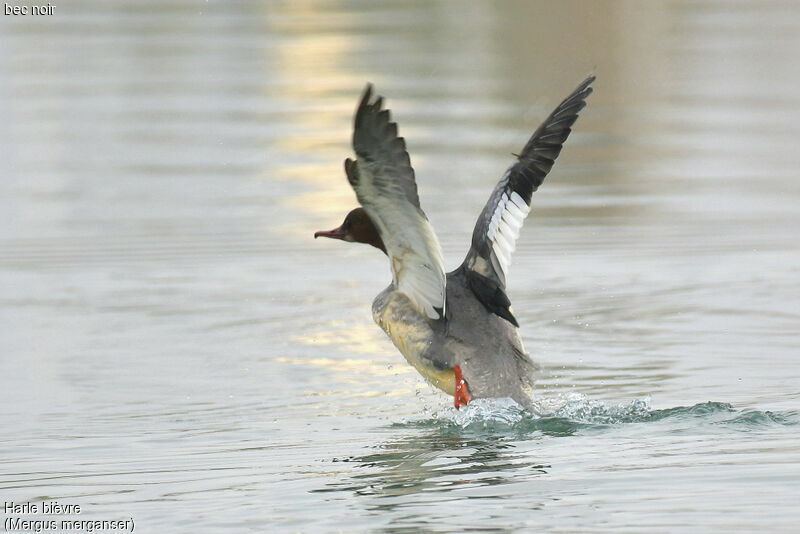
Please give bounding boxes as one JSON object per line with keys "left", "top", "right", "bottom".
{"left": 2, "top": 0, "right": 800, "bottom": 532}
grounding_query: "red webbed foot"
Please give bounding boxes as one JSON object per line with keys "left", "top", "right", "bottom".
{"left": 453, "top": 365, "right": 471, "bottom": 409}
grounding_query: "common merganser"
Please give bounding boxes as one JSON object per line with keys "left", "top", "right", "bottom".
{"left": 315, "top": 75, "right": 595, "bottom": 409}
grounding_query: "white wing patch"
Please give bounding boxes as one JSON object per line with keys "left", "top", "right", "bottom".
{"left": 486, "top": 191, "right": 530, "bottom": 280}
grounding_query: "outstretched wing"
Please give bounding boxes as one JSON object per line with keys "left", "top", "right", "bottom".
{"left": 462, "top": 75, "right": 595, "bottom": 325}
{"left": 346, "top": 84, "right": 446, "bottom": 320}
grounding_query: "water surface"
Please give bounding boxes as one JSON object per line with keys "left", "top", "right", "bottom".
{"left": 1, "top": 1, "right": 799, "bottom": 532}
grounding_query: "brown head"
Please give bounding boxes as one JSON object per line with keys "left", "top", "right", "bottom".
{"left": 314, "top": 207, "right": 386, "bottom": 254}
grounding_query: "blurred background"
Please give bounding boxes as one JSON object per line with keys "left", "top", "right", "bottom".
{"left": 1, "top": 1, "right": 799, "bottom": 532}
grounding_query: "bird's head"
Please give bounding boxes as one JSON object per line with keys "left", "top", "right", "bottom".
{"left": 314, "top": 207, "right": 386, "bottom": 254}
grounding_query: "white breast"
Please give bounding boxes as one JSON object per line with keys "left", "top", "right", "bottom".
{"left": 372, "top": 288, "right": 455, "bottom": 394}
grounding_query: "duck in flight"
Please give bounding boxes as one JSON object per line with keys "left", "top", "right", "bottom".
{"left": 315, "top": 75, "right": 595, "bottom": 409}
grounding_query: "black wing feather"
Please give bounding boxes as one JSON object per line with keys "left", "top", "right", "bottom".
{"left": 508, "top": 74, "right": 594, "bottom": 205}
{"left": 461, "top": 75, "right": 595, "bottom": 325}
{"left": 352, "top": 84, "right": 421, "bottom": 209}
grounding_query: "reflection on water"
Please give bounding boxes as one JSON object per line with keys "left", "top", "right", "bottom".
{"left": 312, "top": 399, "right": 798, "bottom": 532}
{"left": 2, "top": 0, "right": 800, "bottom": 532}
{"left": 315, "top": 429, "right": 548, "bottom": 501}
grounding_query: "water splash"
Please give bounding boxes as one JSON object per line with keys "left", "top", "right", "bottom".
{"left": 448, "top": 397, "right": 528, "bottom": 427}
{"left": 396, "top": 393, "right": 799, "bottom": 436}
{"left": 536, "top": 393, "right": 653, "bottom": 423}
